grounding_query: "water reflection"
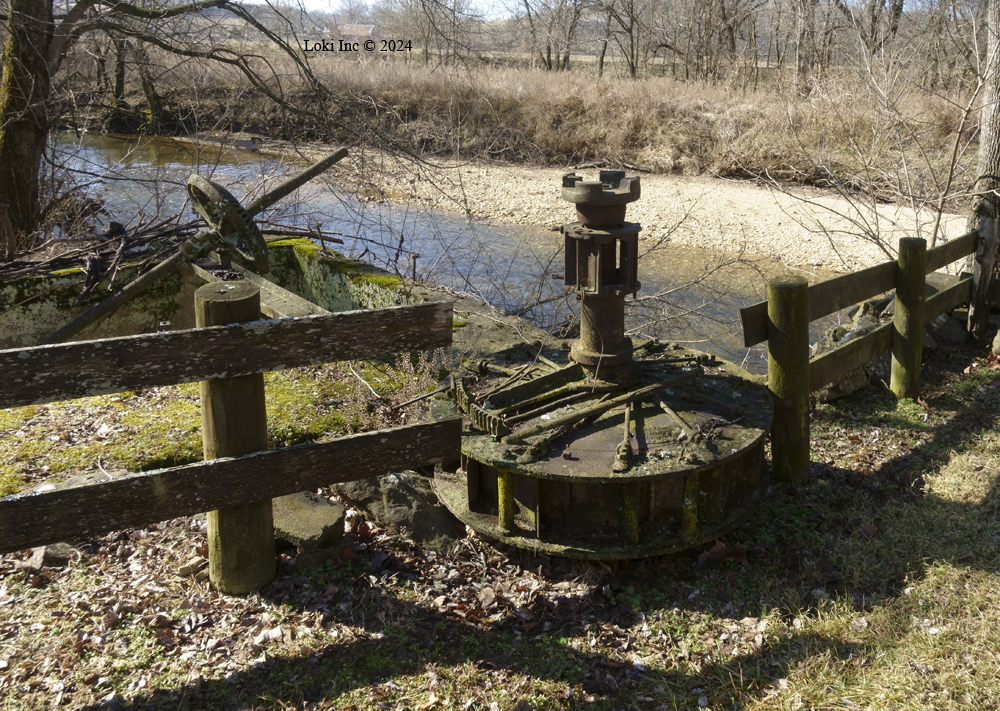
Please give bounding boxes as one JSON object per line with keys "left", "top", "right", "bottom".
{"left": 53, "top": 133, "right": 844, "bottom": 374}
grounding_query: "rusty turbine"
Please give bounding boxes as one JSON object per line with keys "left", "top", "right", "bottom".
{"left": 434, "top": 173, "right": 774, "bottom": 559}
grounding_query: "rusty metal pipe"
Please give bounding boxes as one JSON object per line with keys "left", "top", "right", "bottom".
{"left": 580, "top": 295, "right": 626, "bottom": 357}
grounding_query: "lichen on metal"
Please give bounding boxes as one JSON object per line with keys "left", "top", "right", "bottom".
{"left": 434, "top": 171, "right": 774, "bottom": 560}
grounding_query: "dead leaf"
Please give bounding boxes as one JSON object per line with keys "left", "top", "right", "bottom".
{"left": 696, "top": 540, "right": 728, "bottom": 569}
{"left": 417, "top": 694, "right": 440, "bottom": 710}
{"left": 147, "top": 613, "right": 172, "bottom": 628}
{"left": 859, "top": 524, "right": 877, "bottom": 539}
{"left": 730, "top": 543, "right": 749, "bottom": 564}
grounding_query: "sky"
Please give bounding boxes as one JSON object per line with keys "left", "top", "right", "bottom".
{"left": 281, "top": 0, "right": 509, "bottom": 21}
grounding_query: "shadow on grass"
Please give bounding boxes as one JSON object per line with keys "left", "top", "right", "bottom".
{"left": 77, "top": 342, "right": 1000, "bottom": 711}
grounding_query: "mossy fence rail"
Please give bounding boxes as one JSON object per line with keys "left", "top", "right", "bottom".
{"left": 0, "top": 299, "right": 462, "bottom": 558}
{"left": 740, "top": 229, "right": 996, "bottom": 484}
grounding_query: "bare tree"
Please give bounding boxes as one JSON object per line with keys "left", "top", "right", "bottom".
{"left": 517, "top": 0, "right": 583, "bottom": 70}
{"left": 0, "top": 0, "right": 370, "bottom": 244}
{"left": 373, "top": 0, "right": 436, "bottom": 62}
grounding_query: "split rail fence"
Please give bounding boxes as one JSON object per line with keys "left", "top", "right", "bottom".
{"left": 741, "top": 229, "right": 998, "bottom": 484}
{"left": 0, "top": 299, "right": 461, "bottom": 556}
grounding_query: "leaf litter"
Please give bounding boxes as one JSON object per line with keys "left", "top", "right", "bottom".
{"left": 3, "top": 342, "right": 1000, "bottom": 708}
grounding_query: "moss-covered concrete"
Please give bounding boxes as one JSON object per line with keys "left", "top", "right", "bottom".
{"left": 0, "top": 263, "right": 201, "bottom": 349}
{"left": 263, "top": 239, "right": 404, "bottom": 312}
{"left": 0, "top": 239, "right": 407, "bottom": 348}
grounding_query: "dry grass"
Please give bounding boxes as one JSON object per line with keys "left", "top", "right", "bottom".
{"left": 87, "top": 51, "right": 978, "bottom": 209}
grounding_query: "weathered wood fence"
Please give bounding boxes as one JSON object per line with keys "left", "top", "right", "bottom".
{"left": 0, "top": 295, "right": 461, "bottom": 583}
{"left": 741, "top": 229, "right": 998, "bottom": 484}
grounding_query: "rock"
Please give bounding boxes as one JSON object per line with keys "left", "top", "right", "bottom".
{"left": 177, "top": 557, "right": 207, "bottom": 576}
{"left": 933, "top": 316, "right": 968, "bottom": 343}
{"left": 852, "top": 313, "right": 879, "bottom": 331}
{"left": 334, "top": 471, "right": 462, "bottom": 551}
{"left": 815, "top": 369, "right": 869, "bottom": 402}
{"left": 27, "top": 542, "right": 77, "bottom": 569}
{"left": 293, "top": 548, "right": 336, "bottom": 571}
{"left": 927, "top": 313, "right": 949, "bottom": 332}
{"left": 923, "top": 330, "right": 937, "bottom": 350}
{"left": 272, "top": 492, "right": 346, "bottom": 552}
{"left": 863, "top": 351, "right": 892, "bottom": 385}
{"left": 992, "top": 329, "right": 1000, "bottom": 356}
{"left": 813, "top": 320, "right": 889, "bottom": 402}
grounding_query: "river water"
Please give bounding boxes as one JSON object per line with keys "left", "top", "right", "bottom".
{"left": 54, "top": 133, "right": 847, "bottom": 374}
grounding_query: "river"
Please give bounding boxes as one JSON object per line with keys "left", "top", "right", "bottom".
{"left": 54, "top": 132, "right": 848, "bottom": 374}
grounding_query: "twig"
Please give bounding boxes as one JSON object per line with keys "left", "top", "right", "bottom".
{"left": 390, "top": 383, "right": 451, "bottom": 411}
{"left": 349, "top": 363, "right": 381, "bottom": 399}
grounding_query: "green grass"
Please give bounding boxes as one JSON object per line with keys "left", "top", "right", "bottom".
{"left": 0, "top": 357, "right": 441, "bottom": 495}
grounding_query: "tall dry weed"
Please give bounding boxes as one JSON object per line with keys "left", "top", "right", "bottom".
{"left": 104, "top": 51, "right": 975, "bottom": 202}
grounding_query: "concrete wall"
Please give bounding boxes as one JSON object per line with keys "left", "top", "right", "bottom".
{"left": 0, "top": 240, "right": 403, "bottom": 349}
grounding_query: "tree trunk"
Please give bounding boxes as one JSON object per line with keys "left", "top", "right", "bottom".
{"left": 967, "top": 0, "right": 1000, "bottom": 345}
{"left": 0, "top": 0, "right": 54, "bottom": 237}
{"left": 597, "top": 10, "right": 611, "bottom": 79}
{"left": 113, "top": 36, "right": 128, "bottom": 106}
{"left": 134, "top": 45, "right": 166, "bottom": 131}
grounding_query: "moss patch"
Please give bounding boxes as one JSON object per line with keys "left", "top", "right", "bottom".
{"left": 0, "top": 354, "right": 446, "bottom": 497}
{"left": 0, "top": 263, "right": 194, "bottom": 348}
{"left": 263, "top": 239, "right": 403, "bottom": 312}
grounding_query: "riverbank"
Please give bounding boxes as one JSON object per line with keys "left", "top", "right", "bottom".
{"left": 364, "top": 159, "right": 971, "bottom": 273}
{"left": 208, "top": 131, "right": 969, "bottom": 274}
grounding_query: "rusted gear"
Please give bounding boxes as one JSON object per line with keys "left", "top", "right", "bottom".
{"left": 186, "top": 175, "right": 269, "bottom": 274}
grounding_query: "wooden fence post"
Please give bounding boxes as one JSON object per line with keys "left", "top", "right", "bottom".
{"left": 767, "top": 275, "right": 809, "bottom": 485}
{"left": 891, "top": 237, "right": 926, "bottom": 399}
{"left": 968, "top": 219, "right": 998, "bottom": 345}
{"left": 195, "top": 281, "right": 275, "bottom": 594}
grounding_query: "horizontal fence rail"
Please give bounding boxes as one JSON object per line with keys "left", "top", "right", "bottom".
{"left": 807, "top": 275, "right": 973, "bottom": 392}
{"left": 0, "top": 419, "right": 462, "bottom": 554}
{"left": 754, "top": 230, "right": 992, "bottom": 485}
{"left": 741, "top": 230, "right": 979, "bottom": 347}
{"left": 0, "top": 301, "right": 452, "bottom": 409}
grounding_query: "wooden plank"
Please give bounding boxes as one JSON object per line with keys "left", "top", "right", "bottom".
{"left": 808, "top": 322, "right": 893, "bottom": 392}
{"left": 0, "top": 301, "right": 453, "bottom": 409}
{"left": 807, "top": 261, "right": 897, "bottom": 323}
{"left": 190, "top": 261, "right": 332, "bottom": 319}
{"left": 925, "top": 275, "right": 972, "bottom": 322}
{"left": 739, "top": 301, "right": 769, "bottom": 348}
{"left": 808, "top": 277, "right": 972, "bottom": 393}
{"left": 925, "top": 230, "right": 978, "bottom": 273}
{"left": 741, "top": 261, "right": 897, "bottom": 348}
{"left": 742, "top": 232, "right": 978, "bottom": 348}
{"left": 0, "top": 418, "right": 461, "bottom": 554}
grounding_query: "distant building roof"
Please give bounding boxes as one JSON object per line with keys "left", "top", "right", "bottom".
{"left": 340, "top": 24, "right": 375, "bottom": 38}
